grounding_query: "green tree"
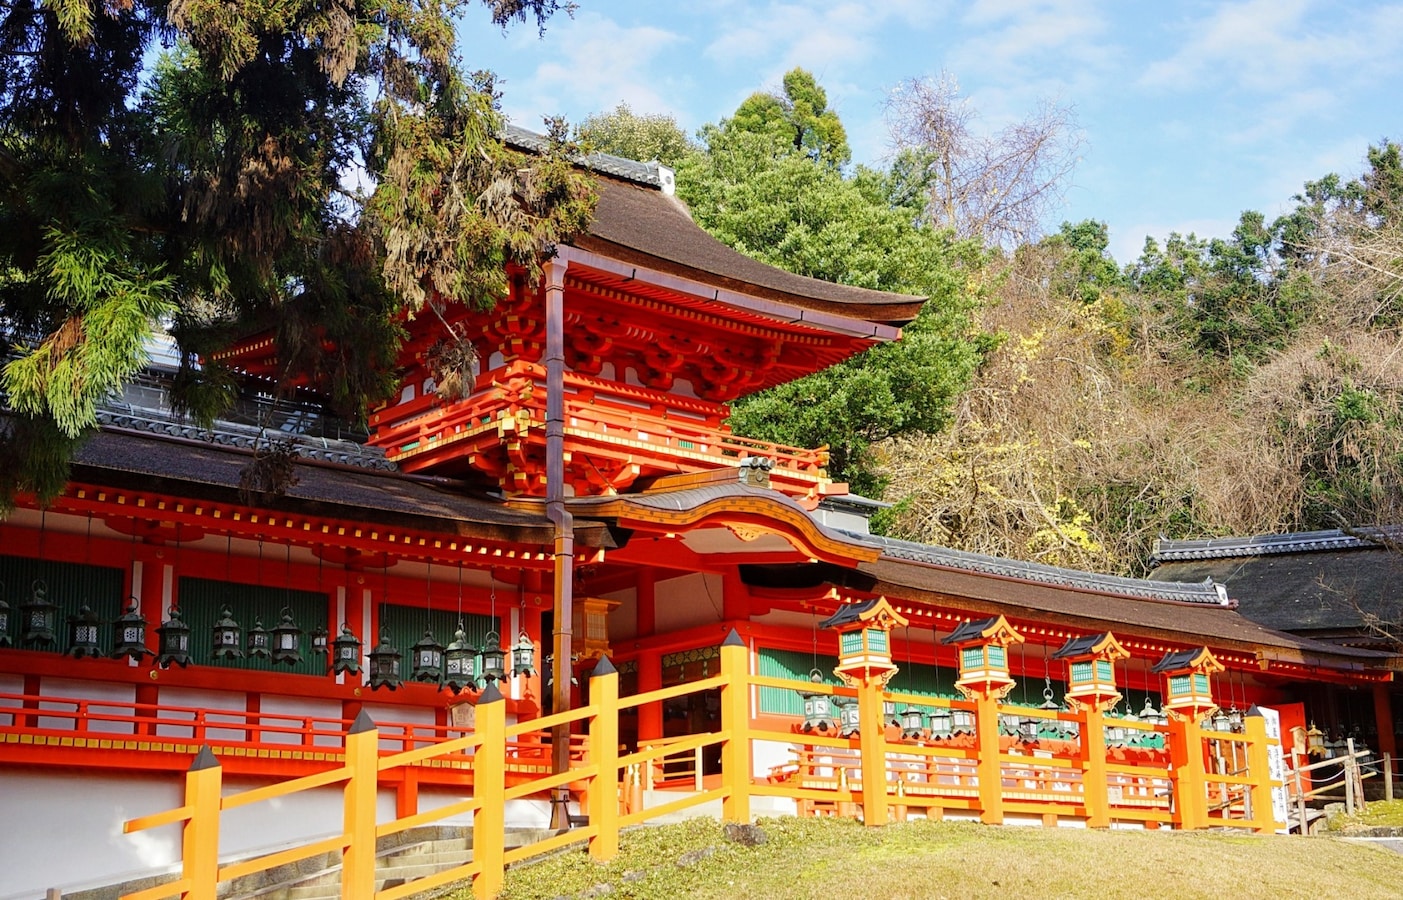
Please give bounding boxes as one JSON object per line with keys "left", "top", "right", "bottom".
{"left": 0, "top": 0, "right": 594, "bottom": 507}
{"left": 725, "top": 68, "right": 850, "bottom": 168}
{"left": 674, "top": 87, "right": 986, "bottom": 496}
{"left": 575, "top": 103, "right": 694, "bottom": 167}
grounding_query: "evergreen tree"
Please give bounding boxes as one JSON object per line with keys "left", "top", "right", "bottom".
{"left": 0, "top": 0, "right": 594, "bottom": 508}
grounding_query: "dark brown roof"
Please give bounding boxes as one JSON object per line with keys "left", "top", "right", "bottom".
{"left": 71, "top": 427, "right": 613, "bottom": 547}
{"left": 572, "top": 176, "right": 927, "bottom": 326}
{"left": 857, "top": 556, "right": 1392, "bottom": 670}
{"left": 1151, "top": 546, "right": 1403, "bottom": 635}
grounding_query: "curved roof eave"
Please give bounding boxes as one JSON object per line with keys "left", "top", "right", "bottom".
{"left": 572, "top": 176, "right": 928, "bottom": 327}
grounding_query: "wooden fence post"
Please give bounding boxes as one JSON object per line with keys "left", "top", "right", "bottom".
{"left": 1080, "top": 706, "right": 1111, "bottom": 828}
{"left": 588, "top": 657, "right": 620, "bottom": 862}
{"left": 857, "top": 674, "right": 889, "bottom": 826}
{"left": 183, "top": 746, "right": 223, "bottom": 900}
{"left": 473, "top": 682, "right": 507, "bottom": 900}
{"left": 342, "top": 710, "right": 379, "bottom": 900}
{"left": 974, "top": 693, "right": 1004, "bottom": 825}
{"left": 1167, "top": 715, "right": 1207, "bottom": 830}
{"left": 720, "top": 629, "right": 751, "bottom": 824}
{"left": 1243, "top": 712, "right": 1275, "bottom": 833}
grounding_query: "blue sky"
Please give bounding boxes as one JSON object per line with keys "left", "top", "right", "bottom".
{"left": 461, "top": 0, "right": 1403, "bottom": 264}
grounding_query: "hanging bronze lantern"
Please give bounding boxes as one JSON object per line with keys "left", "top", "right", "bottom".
{"left": 798, "top": 669, "right": 835, "bottom": 734}
{"left": 950, "top": 706, "right": 976, "bottom": 736}
{"left": 270, "top": 608, "right": 303, "bottom": 666}
{"left": 898, "top": 706, "right": 927, "bottom": 741}
{"left": 929, "top": 706, "right": 954, "bottom": 740}
{"left": 111, "top": 598, "right": 154, "bottom": 661}
{"left": 331, "top": 624, "right": 362, "bottom": 675}
{"left": 247, "top": 617, "right": 271, "bottom": 659}
{"left": 443, "top": 627, "right": 478, "bottom": 693}
{"left": 511, "top": 631, "right": 537, "bottom": 678}
{"left": 367, "top": 629, "right": 402, "bottom": 690}
{"left": 0, "top": 583, "right": 12, "bottom": 647}
{"left": 411, "top": 629, "right": 444, "bottom": 684}
{"left": 156, "top": 607, "right": 192, "bottom": 668}
{"left": 20, "top": 580, "right": 58, "bottom": 647}
{"left": 211, "top": 606, "right": 243, "bottom": 660}
{"left": 480, "top": 631, "right": 506, "bottom": 683}
{"left": 66, "top": 604, "right": 104, "bottom": 658}
{"left": 836, "top": 695, "right": 860, "bottom": 737}
{"left": 309, "top": 625, "right": 329, "bottom": 656}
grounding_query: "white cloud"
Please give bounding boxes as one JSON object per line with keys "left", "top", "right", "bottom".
{"left": 1138, "top": 0, "right": 1403, "bottom": 93}
{"left": 487, "top": 12, "right": 688, "bottom": 129}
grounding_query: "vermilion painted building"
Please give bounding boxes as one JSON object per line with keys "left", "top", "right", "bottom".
{"left": 1, "top": 133, "right": 1395, "bottom": 898}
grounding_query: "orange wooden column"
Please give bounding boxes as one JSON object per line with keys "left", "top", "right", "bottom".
{"left": 720, "top": 629, "right": 752, "bottom": 824}
{"left": 341, "top": 711, "right": 379, "bottom": 899}
{"left": 588, "top": 657, "right": 620, "bottom": 861}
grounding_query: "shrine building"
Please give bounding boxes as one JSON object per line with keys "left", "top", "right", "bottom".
{"left": 0, "top": 129, "right": 1398, "bottom": 899}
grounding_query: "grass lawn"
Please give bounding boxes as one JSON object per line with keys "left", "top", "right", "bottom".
{"left": 456, "top": 816, "right": 1403, "bottom": 900}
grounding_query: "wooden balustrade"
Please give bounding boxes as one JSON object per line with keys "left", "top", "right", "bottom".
{"left": 114, "top": 636, "right": 1284, "bottom": 899}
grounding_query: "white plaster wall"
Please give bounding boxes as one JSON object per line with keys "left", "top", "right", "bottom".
{"left": 259, "top": 694, "right": 343, "bottom": 747}
{"left": 39, "top": 676, "right": 136, "bottom": 734}
{"left": 654, "top": 573, "right": 724, "bottom": 633}
{"left": 0, "top": 770, "right": 398, "bottom": 900}
{"left": 0, "top": 769, "right": 181, "bottom": 900}
{"left": 157, "top": 685, "right": 250, "bottom": 743}
{"left": 0, "top": 673, "right": 19, "bottom": 725}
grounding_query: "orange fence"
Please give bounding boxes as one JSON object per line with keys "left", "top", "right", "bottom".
{"left": 118, "top": 633, "right": 1282, "bottom": 900}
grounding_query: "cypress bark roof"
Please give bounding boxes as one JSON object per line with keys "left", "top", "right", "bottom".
{"left": 1151, "top": 530, "right": 1403, "bottom": 635}
{"left": 503, "top": 125, "right": 928, "bottom": 326}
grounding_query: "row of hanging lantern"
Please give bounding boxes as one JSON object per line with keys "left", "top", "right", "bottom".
{"left": 0, "top": 583, "right": 538, "bottom": 694}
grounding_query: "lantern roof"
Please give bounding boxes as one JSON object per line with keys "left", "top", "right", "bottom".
{"left": 818, "top": 595, "right": 908, "bottom": 631}
{"left": 1052, "top": 632, "right": 1129, "bottom": 661}
{"left": 1152, "top": 646, "right": 1224, "bottom": 675}
{"left": 942, "top": 615, "right": 1024, "bottom": 647}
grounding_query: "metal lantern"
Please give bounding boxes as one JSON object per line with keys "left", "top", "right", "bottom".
{"left": 443, "top": 627, "right": 478, "bottom": 693}
{"left": 66, "top": 604, "right": 104, "bottom": 658}
{"left": 270, "top": 608, "right": 304, "bottom": 667}
{"left": 1210, "top": 708, "right": 1232, "bottom": 733}
{"left": 999, "top": 713, "right": 1022, "bottom": 737}
{"left": 1104, "top": 718, "right": 1127, "bottom": 747}
{"left": 367, "top": 629, "right": 403, "bottom": 690}
{"left": 1140, "top": 696, "right": 1167, "bottom": 728}
{"left": 211, "top": 606, "right": 244, "bottom": 659}
{"left": 480, "top": 631, "right": 506, "bottom": 683}
{"left": 246, "top": 617, "right": 271, "bottom": 659}
{"left": 1227, "top": 706, "right": 1245, "bottom": 734}
{"left": 898, "top": 706, "right": 927, "bottom": 741}
{"left": 331, "top": 624, "right": 362, "bottom": 675}
{"left": 410, "top": 629, "right": 445, "bottom": 684}
{"left": 837, "top": 696, "right": 861, "bottom": 737}
{"left": 111, "top": 598, "right": 153, "bottom": 661}
{"left": 20, "top": 579, "right": 58, "bottom": 647}
{"left": 1307, "top": 721, "right": 1326, "bottom": 757}
{"left": 1018, "top": 716, "right": 1041, "bottom": 743}
{"left": 951, "top": 707, "right": 976, "bottom": 735}
{"left": 798, "top": 669, "right": 835, "bottom": 733}
{"left": 929, "top": 706, "right": 953, "bottom": 740}
{"left": 884, "top": 700, "right": 899, "bottom": 727}
{"left": 156, "top": 607, "right": 192, "bottom": 668}
{"left": 0, "top": 584, "right": 11, "bottom": 647}
{"left": 310, "top": 625, "right": 330, "bottom": 656}
{"left": 511, "top": 631, "right": 537, "bottom": 678}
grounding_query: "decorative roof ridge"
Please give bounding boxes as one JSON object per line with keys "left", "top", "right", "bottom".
{"left": 846, "top": 531, "right": 1231, "bottom": 606}
{"left": 1152, "top": 526, "right": 1403, "bottom": 562}
{"left": 501, "top": 124, "right": 669, "bottom": 191}
{"left": 94, "top": 407, "right": 398, "bottom": 472}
